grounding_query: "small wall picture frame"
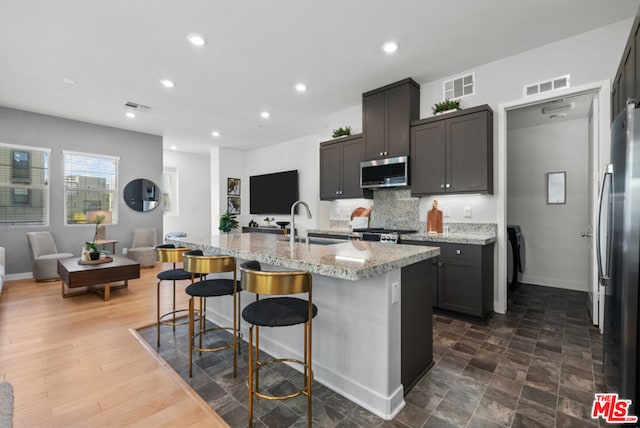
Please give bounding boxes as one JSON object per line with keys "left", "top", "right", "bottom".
{"left": 227, "top": 196, "right": 241, "bottom": 214}
{"left": 547, "top": 171, "right": 566, "bottom": 204}
{"left": 227, "top": 178, "right": 240, "bottom": 196}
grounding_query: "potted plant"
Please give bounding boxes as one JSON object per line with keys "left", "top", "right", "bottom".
{"left": 432, "top": 99, "right": 461, "bottom": 115}
{"left": 332, "top": 126, "right": 352, "bottom": 138}
{"left": 219, "top": 211, "right": 239, "bottom": 232}
{"left": 85, "top": 214, "right": 106, "bottom": 260}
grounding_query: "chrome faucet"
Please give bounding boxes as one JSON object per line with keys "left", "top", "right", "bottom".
{"left": 290, "top": 200, "right": 312, "bottom": 245}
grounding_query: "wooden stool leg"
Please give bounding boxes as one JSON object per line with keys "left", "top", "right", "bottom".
{"left": 233, "top": 291, "right": 237, "bottom": 376}
{"left": 307, "top": 320, "right": 312, "bottom": 428}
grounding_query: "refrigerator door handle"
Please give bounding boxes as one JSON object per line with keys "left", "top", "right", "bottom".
{"left": 596, "top": 164, "right": 613, "bottom": 286}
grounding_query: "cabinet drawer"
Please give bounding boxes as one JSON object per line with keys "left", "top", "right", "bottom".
{"left": 437, "top": 243, "right": 481, "bottom": 261}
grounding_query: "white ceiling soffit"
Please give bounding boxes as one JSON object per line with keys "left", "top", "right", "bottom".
{"left": 0, "top": 0, "right": 638, "bottom": 154}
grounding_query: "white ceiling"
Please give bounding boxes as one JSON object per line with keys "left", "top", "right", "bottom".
{"left": 0, "top": 0, "right": 638, "bottom": 154}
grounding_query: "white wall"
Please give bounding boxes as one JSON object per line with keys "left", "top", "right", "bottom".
{"left": 201, "top": 18, "right": 633, "bottom": 236}
{"left": 507, "top": 118, "right": 589, "bottom": 291}
{"left": 163, "top": 149, "right": 212, "bottom": 240}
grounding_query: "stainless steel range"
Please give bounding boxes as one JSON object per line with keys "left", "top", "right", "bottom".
{"left": 354, "top": 228, "right": 417, "bottom": 244}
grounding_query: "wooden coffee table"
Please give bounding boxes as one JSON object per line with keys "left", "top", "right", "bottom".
{"left": 58, "top": 256, "right": 140, "bottom": 301}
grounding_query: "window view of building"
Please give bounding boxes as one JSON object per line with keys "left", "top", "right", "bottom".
{"left": 0, "top": 145, "right": 50, "bottom": 226}
{"left": 63, "top": 151, "right": 118, "bottom": 225}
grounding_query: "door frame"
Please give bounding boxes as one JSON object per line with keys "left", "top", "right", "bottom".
{"left": 496, "top": 80, "right": 611, "bottom": 318}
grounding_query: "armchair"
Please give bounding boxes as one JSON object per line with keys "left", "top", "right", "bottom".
{"left": 127, "top": 228, "right": 157, "bottom": 267}
{"left": 26, "top": 232, "right": 74, "bottom": 281}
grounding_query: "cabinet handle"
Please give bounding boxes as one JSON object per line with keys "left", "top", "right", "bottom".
{"left": 456, "top": 249, "right": 462, "bottom": 255}
{"left": 379, "top": 152, "right": 384, "bottom": 156}
{"left": 384, "top": 151, "right": 388, "bottom": 155}
{"left": 446, "top": 184, "right": 451, "bottom": 188}
{"left": 440, "top": 184, "right": 445, "bottom": 189}
{"left": 437, "top": 262, "right": 444, "bottom": 267}
{"left": 336, "top": 191, "right": 339, "bottom": 195}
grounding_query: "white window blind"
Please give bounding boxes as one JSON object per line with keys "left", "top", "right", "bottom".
{"left": 63, "top": 151, "right": 118, "bottom": 225}
{"left": 0, "top": 144, "right": 50, "bottom": 226}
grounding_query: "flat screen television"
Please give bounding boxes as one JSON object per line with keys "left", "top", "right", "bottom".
{"left": 250, "top": 170, "right": 299, "bottom": 214}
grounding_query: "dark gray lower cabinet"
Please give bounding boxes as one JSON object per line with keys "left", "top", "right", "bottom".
{"left": 403, "top": 241, "right": 494, "bottom": 320}
{"left": 401, "top": 259, "right": 434, "bottom": 392}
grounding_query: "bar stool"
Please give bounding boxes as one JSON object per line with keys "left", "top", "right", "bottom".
{"left": 240, "top": 261, "right": 317, "bottom": 428}
{"left": 183, "top": 250, "right": 241, "bottom": 378}
{"left": 155, "top": 244, "right": 198, "bottom": 346}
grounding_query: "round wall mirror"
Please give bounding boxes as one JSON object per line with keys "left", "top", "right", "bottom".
{"left": 123, "top": 178, "right": 161, "bottom": 212}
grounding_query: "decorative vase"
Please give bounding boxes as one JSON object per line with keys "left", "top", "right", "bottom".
{"left": 89, "top": 252, "right": 100, "bottom": 261}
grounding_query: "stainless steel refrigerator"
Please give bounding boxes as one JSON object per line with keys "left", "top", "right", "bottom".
{"left": 599, "top": 101, "right": 640, "bottom": 415}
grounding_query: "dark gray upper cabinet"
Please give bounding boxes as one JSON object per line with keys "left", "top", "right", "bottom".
{"left": 319, "top": 134, "right": 372, "bottom": 200}
{"left": 612, "top": 14, "right": 640, "bottom": 120}
{"left": 362, "top": 78, "right": 420, "bottom": 160}
{"left": 410, "top": 105, "right": 493, "bottom": 196}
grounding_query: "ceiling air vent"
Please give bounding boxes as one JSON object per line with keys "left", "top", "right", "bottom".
{"left": 123, "top": 101, "right": 152, "bottom": 113}
{"left": 524, "top": 74, "right": 570, "bottom": 97}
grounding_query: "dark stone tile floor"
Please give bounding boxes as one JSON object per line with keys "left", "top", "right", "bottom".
{"left": 137, "top": 283, "right": 606, "bottom": 427}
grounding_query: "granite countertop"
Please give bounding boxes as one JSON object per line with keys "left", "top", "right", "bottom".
{"left": 166, "top": 233, "right": 439, "bottom": 281}
{"left": 307, "top": 228, "right": 496, "bottom": 246}
{"left": 400, "top": 232, "right": 496, "bottom": 245}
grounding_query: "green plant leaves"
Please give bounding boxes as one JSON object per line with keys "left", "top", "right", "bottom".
{"left": 218, "top": 211, "right": 239, "bottom": 232}
{"left": 332, "top": 126, "right": 352, "bottom": 138}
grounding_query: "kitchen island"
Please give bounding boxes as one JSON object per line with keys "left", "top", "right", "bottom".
{"left": 166, "top": 232, "right": 439, "bottom": 419}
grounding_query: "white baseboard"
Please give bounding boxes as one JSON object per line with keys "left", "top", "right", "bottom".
{"left": 6, "top": 272, "right": 33, "bottom": 281}
{"left": 522, "top": 274, "right": 587, "bottom": 292}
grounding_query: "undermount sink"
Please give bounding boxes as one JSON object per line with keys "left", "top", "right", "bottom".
{"left": 280, "top": 237, "right": 341, "bottom": 245}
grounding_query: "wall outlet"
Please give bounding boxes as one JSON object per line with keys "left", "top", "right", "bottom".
{"left": 122, "top": 247, "right": 128, "bottom": 255}
{"left": 391, "top": 281, "right": 399, "bottom": 304}
{"left": 443, "top": 206, "right": 450, "bottom": 217}
{"left": 464, "top": 206, "right": 472, "bottom": 217}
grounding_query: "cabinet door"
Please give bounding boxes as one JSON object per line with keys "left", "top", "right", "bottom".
{"left": 623, "top": 43, "right": 634, "bottom": 107}
{"left": 634, "top": 18, "right": 640, "bottom": 106}
{"left": 447, "top": 111, "right": 490, "bottom": 193}
{"left": 363, "top": 92, "right": 386, "bottom": 159}
{"left": 386, "top": 85, "right": 412, "bottom": 158}
{"left": 340, "top": 137, "right": 365, "bottom": 198}
{"left": 410, "top": 121, "right": 446, "bottom": 195}
{"left": 437, "top": 245, "right": 483, "bottom": 317}
{"left": 319, "top": 143, "right": 342, "bottom": 200}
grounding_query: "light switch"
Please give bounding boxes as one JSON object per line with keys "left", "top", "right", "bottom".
{"left": 464, "top": 206, "right": 472, "bottom": 217}
{"left": 443, "top": 206, "right": 450, "bottom": 217}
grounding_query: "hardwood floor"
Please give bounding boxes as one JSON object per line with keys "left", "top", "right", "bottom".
{"left": 0, "top": 264, "right": 228, "bottom": 427}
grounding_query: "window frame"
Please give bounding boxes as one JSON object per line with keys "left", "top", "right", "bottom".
{"left": 0, "top": 143, "right": 50, "bottom": 227}
{"left": 63, "top": 150, "right": 119, "bottom": 227}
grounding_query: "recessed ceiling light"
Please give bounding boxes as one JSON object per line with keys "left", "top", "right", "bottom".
{"left": 188, "top": 34, "right": 206, "bottom": 46}
{"left": 261, "top": 111, "right": 270, "bottom": 119}
{"left": 170, "top": 145, "right": 177, "bottom": 150}
{"left": 61, "top": 78, "right": 76, "bottom": 85}
{"left": 125, "top": 112, "right": 136, "bottom": 119}
{"left": 382, "top": 41, "right": 398, "bottom": 54}
{"left": 295, "top": 83, "right": 307, "bottom": 92}
{"left": 211, "top": 131, "right": 220, "bottom": 137}
{"left": 160, "top": 79, "right": 175, "bottom": 88}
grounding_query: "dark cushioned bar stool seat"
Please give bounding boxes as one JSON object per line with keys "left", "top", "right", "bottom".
{"left": 183, "top": 250, "right": 241, "bottom": 378}
{"left": 155, "top": 244, "right": 199, "bottom": 346}
{"left": 240, "top": 260, "right": 317, "bottom": 428}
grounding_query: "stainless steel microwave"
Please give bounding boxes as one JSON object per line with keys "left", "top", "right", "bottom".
{"left": 360, "top": 156, "right": 409, "bottom": 188}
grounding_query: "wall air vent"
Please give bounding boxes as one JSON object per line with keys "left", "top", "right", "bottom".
{"left": 524, "top": 74, "right": 570, "bottom": 97}
{"left": 123, "top": 101, "right": 152, "bottom": 113}
{"left": 443, "top": 73, "right": 474, "bottom": 100}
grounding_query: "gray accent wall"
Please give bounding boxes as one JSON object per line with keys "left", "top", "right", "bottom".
{"left": 0, "top": 107, "right": 163, "bottom": 276}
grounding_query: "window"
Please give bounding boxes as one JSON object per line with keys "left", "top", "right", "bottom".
{"left": 0, "top": 144, "right": 50, "bottom": 226}
{"left": 63, "top": 151, "right": 118, "bottom": 225}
